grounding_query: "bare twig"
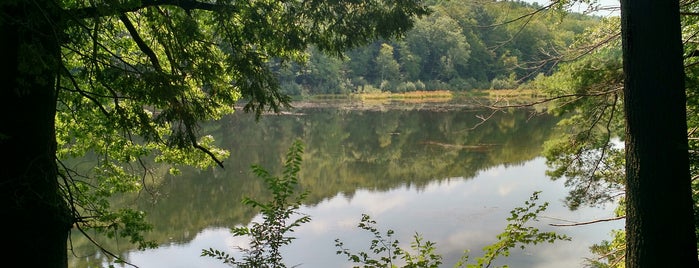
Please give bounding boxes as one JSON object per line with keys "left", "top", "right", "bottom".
{"left": 70, "top": 225, "right": 141, "bottom": 268}
{"left": 487, "top": 88, "right": 620, "bottom": 110}
{"left": 549, "top": 215, "right": 625, "bottom": 227}
{"left": 480, "top": 1, "right": 561, "bottom": 28}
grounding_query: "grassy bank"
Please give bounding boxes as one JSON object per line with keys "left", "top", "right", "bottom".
{"left": 303, "top": 89, "right": 545, "bottom": 104}
{"left": 351, "top": 90, "right": 453, "bottom": 101}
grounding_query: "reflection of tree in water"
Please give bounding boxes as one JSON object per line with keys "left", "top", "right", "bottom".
{"left": 68, "top": 103, "right": 559, "bottom": 265}
{"left": 297, "top": 107, "right": 557, "bottom": 199}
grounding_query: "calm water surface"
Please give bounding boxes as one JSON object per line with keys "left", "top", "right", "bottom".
{"left": 69, "top": 100, "right": 623, "bottom": 268}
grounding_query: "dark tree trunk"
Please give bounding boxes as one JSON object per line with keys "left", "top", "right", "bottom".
{"left": 0, "top": 1, "right": 71, "bottom": 267}
{"left": 621, "top": 0, "right": 699, "bottom": 266}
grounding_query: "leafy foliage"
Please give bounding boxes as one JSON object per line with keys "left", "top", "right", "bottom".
{"left": 283, "top": 1, "right": 602, "bottom": 94}
{"left": 50, "top": 0, "right": 430, "bottom": 258}
{"left": 529, "top": 16, "right": 625, "bottom": 210}
{"left": 335, "top": 214, "right": 443, "bottom": 268}
{"left": 335, "top": 192, "right": 568, "bottom": 268}
{"left": 202, "top": 139, "right": 309, "bottom": 267}
{"left": 531, "top": 0, "right": 699, "bottom": 263}
{"left": 586, "top": 229, "right": 625, "bottom": 268}
{"left": 525, "top": 12, "right": 628, "bottom": 266}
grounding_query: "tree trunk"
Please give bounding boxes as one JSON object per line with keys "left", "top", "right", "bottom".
{"left": 0, "top": 2, "right": 71, "bottom": 267}
{"left": 620, "top": 0, "right": 699, "bottom": 266}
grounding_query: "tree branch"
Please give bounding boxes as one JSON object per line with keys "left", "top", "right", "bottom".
{"left": 184, "top": 115, "right": 225, "bottom": 168}
{"left": 480, "top": 0, "right": 560, "bottom": 28}
{"left": 119, "top": 13, "right": 163, "bottom": 72}
{"left": 59, "top": 64, "right": 112, "bottom": 117}
{"left": 549, "top": 215, "right": 625, "bottom": 227}
{"left": 68, "top": 0, "right": 226, "bottom": 20}
{"left": 486, "top": 88, "right": 621, "bottom": 110}
{"left": 192, "top": 142, "right": 225, "bottom": 168}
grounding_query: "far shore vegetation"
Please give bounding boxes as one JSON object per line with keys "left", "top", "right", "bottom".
{"left": 300, "top": 89, "right": 545, "bottom": 105}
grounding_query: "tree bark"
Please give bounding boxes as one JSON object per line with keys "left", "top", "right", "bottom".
{"left": 0, "top": 1, "right": 71, "bottom": 267}
{"left": 620, "top": 0, "right": 699, "bottom": 266}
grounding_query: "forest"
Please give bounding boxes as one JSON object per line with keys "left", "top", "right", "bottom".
{"left": 273, "top": 0, "right": 601, "bottom": 95}
{"left": 271, "top": 0, "right": 699, "bottom": 266}
{"left": 2, "top": 0, "right": 697, "bottom": 267}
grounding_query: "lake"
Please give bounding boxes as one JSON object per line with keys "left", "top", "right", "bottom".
{"left": 68, "top": 99, "right": 623, "bottom": 268}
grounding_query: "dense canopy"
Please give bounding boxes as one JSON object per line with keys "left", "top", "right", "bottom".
{"left": 0, "top": 0, "right": 428, "bottom": 266}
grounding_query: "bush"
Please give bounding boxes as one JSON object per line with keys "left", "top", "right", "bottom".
{"left": 414, "top": 80, "right": 426, "bottom": 91}
{"left": 380, "top": 80, "right": 396, "bottom": 92}
{"left": 335, "top": 214, "right": 443, "bottom": 268}
{"left": 202, "top": 140, "right": 309, "bottom": 268}
{"left": 396, "top": 81, "right": 417, "bottom": 93}
{"left": 490, "top": 73, "right": 518, "bottom": 90}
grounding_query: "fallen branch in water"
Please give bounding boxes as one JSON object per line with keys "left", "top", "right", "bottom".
{"left": 420, "top": 141, "right": 499, "bottom": 152}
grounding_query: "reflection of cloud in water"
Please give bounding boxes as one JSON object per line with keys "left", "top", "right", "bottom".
{"left": 498, "top": 181, "right": 518, "bottom": 196}
{"left": 313, "top": 193, "right": 351, "bottom": 209}
{"left": 122, "top": 228, "right": 237, "bottom": 268}
{"left": 528, "top": 242, "right": 589, "bottom": 268}
{"left": 302, "top": 218, "right": 331, "bottom": 234}
{"left": 483, "top": 167, "right": 503, "bottom": 178}
{"left": 444, "top": 229, "right": 496, "bottom": 248}
{"left": 422, "top": 177, "right": 463, "bottom": 194}
{"left": 351, "top": 190, "right": 408, "bottom": 216}
{"left": 122, "top": 158, "right": 621, "bottom": 268}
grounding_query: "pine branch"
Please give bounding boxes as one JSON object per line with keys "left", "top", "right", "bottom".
{"left": 68, "top": 0, "right": 229, "bottom": 20}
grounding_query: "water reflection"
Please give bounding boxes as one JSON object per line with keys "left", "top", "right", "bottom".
{"left": 120, "top": 158, "right": 622, "bottom": 268}
{"left": 69, "top": 101, "right": 621, "bottom": 267}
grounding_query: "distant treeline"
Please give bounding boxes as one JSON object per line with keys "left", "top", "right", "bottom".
{"left": 274, "top": 1, "right": 600, "bottom": 95}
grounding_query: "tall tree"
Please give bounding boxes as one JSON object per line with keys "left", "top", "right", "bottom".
{"left": 405, "top": 9, "right": 470, "bottom": 83}
{"left": 0, "top": 1, "right": 428, "bottom": 267}
{"left": 1, "top": 1, "right": 69, "bottom": 266}
{"left": 620, "top": 0, "right": 698, "bottom": 266}
{"left": 375, "top": 43, "right": 401, "bottom": 85}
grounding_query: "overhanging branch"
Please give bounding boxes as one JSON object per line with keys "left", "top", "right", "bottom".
{"left": 67, "top": 0, "right": 229, "bottom": 19}
{"left": 119, "top": 13, "right": 163, "bottom": 72}
{"left": 549, "top": 215, "right": 625, "bottom": 227}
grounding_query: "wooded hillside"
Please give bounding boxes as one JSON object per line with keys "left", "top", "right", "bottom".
{"left": 276, "top": 0, "right": 601, "bottom": 95}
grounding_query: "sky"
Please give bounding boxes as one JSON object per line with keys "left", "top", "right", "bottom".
{"left": 525, "top": 0, "right": 620, "bottom": 17}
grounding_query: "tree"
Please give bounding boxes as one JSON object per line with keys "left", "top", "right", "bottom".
{"left": 299, "top": 46, "right": 347, "bottom": 94}
{"left": 489, "top": 1, "right": 699, "bottom": 265}
{"left": 0, "top": 1, "right": 429, "bottom": 267}
{"left": 404, "top": 8, "right": 470, "bottom": 84}
{"left": 1, "top": 1, "right": 72, "bottom": 266}
{"left": 620, "top": 0, "right": 699, "bottom": 266}
{"left": 375, "top": 43, "right": 401, "bottom": 88}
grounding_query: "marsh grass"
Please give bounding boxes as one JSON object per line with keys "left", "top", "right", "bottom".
{"left": 352, "top": 90, "right": 453, "bottom": 100}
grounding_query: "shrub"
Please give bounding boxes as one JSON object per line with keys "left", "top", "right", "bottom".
{"left": 202, "top": 140, "right": 309, "bottom": 268}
